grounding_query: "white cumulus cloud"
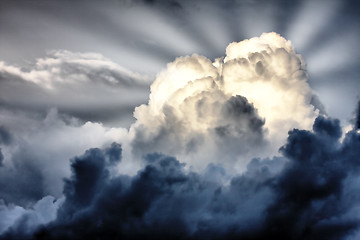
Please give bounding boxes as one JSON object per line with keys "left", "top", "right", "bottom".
{"left": 129, "top": 32, "right": 320, "bottom": 172}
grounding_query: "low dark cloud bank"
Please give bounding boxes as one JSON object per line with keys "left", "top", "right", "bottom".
{"left": 2, "top": 111, "right": 360, "bottom": 239}
{"left": 0, "top": 126, "right": 11, "bottom": 166}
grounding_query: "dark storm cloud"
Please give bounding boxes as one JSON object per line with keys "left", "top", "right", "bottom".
{"left": 355, "top": 101, "right": 360, "bottom": 130}
{"left": 0, "top": 149, "right": 3, "bottom": 166}
{"left": 28, "top": 150, "right": 276, "bottom": 240}
{"left": 0, "top": 126, "right": 12, "bottom": 145}
{"left": 260, "top": 116, "right": 358, "bottom": 239}
{"left": 0, "top": 143, "right": 122, "bottom": 239}
{"left": 2, "top": 114, "right": 360, "bottom": 239}
{"left": 58, "top": 142, "right": 122, "bottom": 221}
{"left": 0, "top": 126, "right": 11, "bottom": 166}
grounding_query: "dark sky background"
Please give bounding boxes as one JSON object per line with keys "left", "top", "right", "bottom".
{"left": 1, "top": 0, "right": 360, "bottom": 239}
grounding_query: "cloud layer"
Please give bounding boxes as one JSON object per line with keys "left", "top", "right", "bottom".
{"left": 2, "top": 115, "right": 360, "bottom": 239}
{"left": 0, "top": 32, "right": 359, "bottom": 239}
{"left": 0, "top": 50, "right": 151, "bottom": 127}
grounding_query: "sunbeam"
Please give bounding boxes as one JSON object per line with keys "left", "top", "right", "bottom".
{"left": 306, "top": 31, "right": 360, "bottom": 78}
{"left": 287, "top": 0, "right": 341, "bottom": 53}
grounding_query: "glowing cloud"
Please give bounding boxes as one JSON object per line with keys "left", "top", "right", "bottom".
{"left": 129, "top": 32, "right": 320, "bottom": 172}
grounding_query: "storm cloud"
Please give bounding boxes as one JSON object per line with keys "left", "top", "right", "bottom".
{"left": 1, "top": 113, "right": 360, "bottom": 239}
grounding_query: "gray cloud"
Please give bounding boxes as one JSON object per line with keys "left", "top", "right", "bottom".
{"left": 0, "top": 196, "right": 62, "bottom": 238}
{"left": 0, "top": 50, "right": 151, "bottom": 127}
{"left": 0, "top": 149, "right": 3, "bottom": 166}
{"left": 2, "top": 113, "right": 360, "bottom": 239}
{"left": 0, "top": 126, "right": 12, "bottom": 146}
{"left": 0, "top": 108, "right": 126, "bottom": 206}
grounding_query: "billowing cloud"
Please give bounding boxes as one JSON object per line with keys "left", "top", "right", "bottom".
{"left": 130, "top": 32, "right": 319, "bottom": 171}
{"left": 2, "top": 114, "right": 360, "bottom": 239}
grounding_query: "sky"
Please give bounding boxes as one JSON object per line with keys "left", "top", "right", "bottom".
{"left": 0, "top": 0, "right": 360, "bottom": 239}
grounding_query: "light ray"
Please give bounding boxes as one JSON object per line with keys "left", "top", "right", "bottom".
{"left": 287, "top": 0, "right": 341, "bottom": 53}
{"left": 306, "top": 31, "right": 360, "bottom": 78}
